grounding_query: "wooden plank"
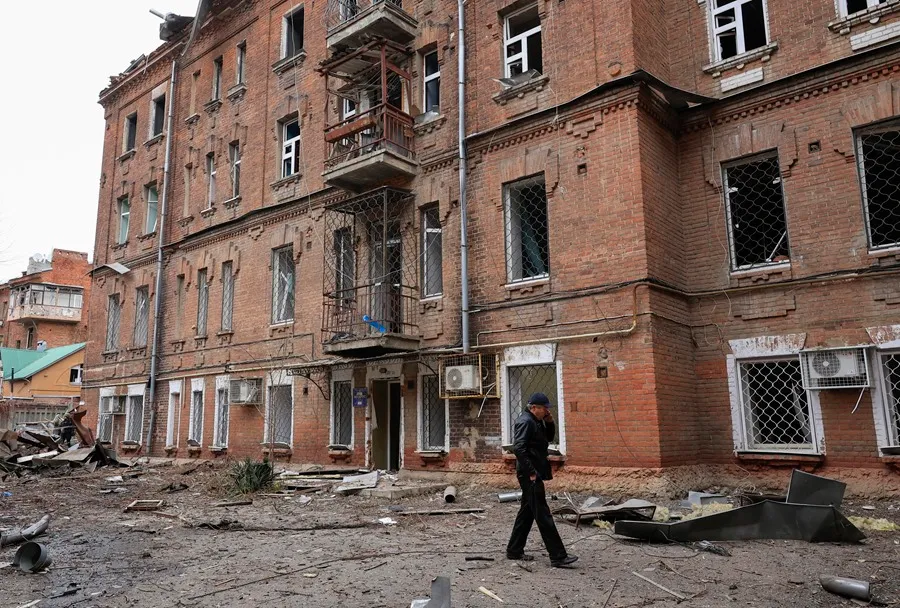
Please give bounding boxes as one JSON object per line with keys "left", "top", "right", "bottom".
{"left": 325, "top": 115, "right": 377, "bottom": 143}
{"left": 397, "top": 508, "right": 485, "bottom": 516}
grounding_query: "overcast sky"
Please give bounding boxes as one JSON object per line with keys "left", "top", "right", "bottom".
{"left": 0, "top": 0, "right": 199, "bottom": 283}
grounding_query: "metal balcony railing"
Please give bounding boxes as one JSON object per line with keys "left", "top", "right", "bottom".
{"left": 326, "top": 0, "right": 404, "bottom": 32}
{"left": 324, "top": 104, "right": 414, "bottom": 170}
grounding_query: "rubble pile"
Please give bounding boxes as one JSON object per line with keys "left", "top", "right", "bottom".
{"left": 0, "top": 428, "right": 123, "bottom": 480}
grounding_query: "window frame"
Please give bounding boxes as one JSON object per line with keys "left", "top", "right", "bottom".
{"left": 281, "top": 6, "right": 305, "bottom": 59}
{"left": 213, "top": 375, "right": 230, "bottom": 449}
{"left": 281, "top": 118, "right": 301, "bottom": 178}
{"left": 124, "top": 112, "right": 138, "bottom": 152}
{"left": 330, "top": 378, "right": 354, "bottom": 448}
{"left": 872, "top": 349, "right": 900, "bottom": 449}
{"left": 418, "top": 371, "right": 448, "bottom": 452}
{"left": 117, "top": 196, "right": 130, "bottom": 245}
{"left": 499, "top": 344, "right": 566, "bottom": 454}
{"left": 839, "top": 0, "right": 887, "bottom": 17}
{"left": 271, "top": 246, "right": 295, "bottom": 324}
{"left": 333, "top": 227, "right": 356, "bottom": 309}
{"left": 133, "top": 286, "right": 150, "bottom": 348}
{"left": 221, "top": 261, "right": 234, "bottom": 332}
{"left": 69, "top": 365, "right": 83, "bottom": 385}
{"left": 105, "top": 294, "right": 121, "bottom": 352}
{"left": 212, "top": 56, "right": 223, "bottom": 100}
{"left": 236, "top": 42, "right": 247, "bottom": 85}
{"left": 854, "top": 120, "right": 900, "bottom": 252}
{"left": 151, "top": 93, "right": 166, "bottom": 138}
{"left": 144, "top": 184, "right": 159, "bottom": 234}
{"left": 422, "top": 50, "right": 440, "bottom": 113}
{"left": 421, "top": 204, "right": 443, "bottom": 298}
{"left": 188, "top": 378, "right": 205, "bottom": 447}
{"left": 165, "top": 380, "right": 182, "bottom": 449}
{"left": 124, "top": 384, "right": 146, "bottom": 444}
{"left": 229, "top": 141, "right": 241, "bottom": 199}
{"left": 503, "top": 174, "right": 550, "bottom": 284}
{"left": 503, "top": 4, "right": 542, "bottom": 78}
{"left": 264, "top": 370, "right": 294, "bottom": 447}
{"left": 206, "top": 152, "right": 216, "bottom": 209}
{"left": 708, "top": 0, "right": 771, "bottom": 63}
{"left": 196, "top": 268, "right": 209, "bottom": 337}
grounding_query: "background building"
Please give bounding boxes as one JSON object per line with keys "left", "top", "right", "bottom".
{"left": 84, "top": 0, "right": 900, "bottom": 493}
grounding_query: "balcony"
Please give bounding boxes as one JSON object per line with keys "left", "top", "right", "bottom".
{"left": 325, "top": 0, "right": 417, "bottom": 52}
{"left": 322, "top": 187, "right": 421, "bottom": 357}
{"left": 8, "top": 303, "right": 82, "bottom": 324}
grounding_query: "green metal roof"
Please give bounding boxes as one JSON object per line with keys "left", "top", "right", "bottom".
{"left": 0, "top": 343, "right": 85, "bottom": 380}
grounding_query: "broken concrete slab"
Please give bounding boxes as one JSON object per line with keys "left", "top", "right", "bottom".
{"left": 51, "top": 448, "right": 94, "bottom": 463}
{"left": 360, "top": 483, "right": 447, "bottom": 500}
{"left": 334, "top": 471, "right": 380, "bottom": 495}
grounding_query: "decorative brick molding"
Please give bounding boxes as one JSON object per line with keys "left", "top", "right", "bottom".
{"left": 203, "top": 98, "right": 223, "bottom": 115}
{"left": 272, "top": 52, "right": 306, "bottom": 75}
{"left": 227, "top": 83, "right": 247, "bottom": 103}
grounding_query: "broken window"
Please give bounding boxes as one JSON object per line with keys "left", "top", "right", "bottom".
{"left": 213, "top": 384, "right": 230, "bottom": 448}
{"left": 710, "top": 0, "right": 768, "bottom": 62}
{"left": 421, "top": 205, "right": 443, "bottom": 297}
{"left": 105, "top": 294, "right": 121, "bottom": 352}
{"left": 145, "top": 184, "right": 158, "bottom": 234}
{"left": 334, "top": 227, "right": 356, "bottom": 309}
{"left": 133, "top": 287, "right": 149, "bottom": 348}
{"left": 206, "top": 153, "right": 216, "bottom": 208}
{"left": 281, "top": 119, "right": 301, "bottom": 178}
{"left": 504, "top": 175, "right": 550, "bottom": 283}
{"left": 423, "top": 51, "right": 440, "bottom": 113}
{"left": 69, "top": 365, "right": 83, "bottom": 385}
{"left": 189, "top": 387, "right": 204, "bottom": 446}
{"left": 856, "top": 122, "right": 900, "bottom": 250}
{"left": 212, "top": 56, "right": 223, "bottom": 100}
{"left": 272, "top": 246, "right": 295, "bottom": 324}
{"left": 124, "top": 113, "right": 138, "bottom": 152}
{"left": 722, "top": 152, "right": 790, "bottom": 271}
{"left": 197, "top": 268, "right": 209, "bottom": 337}
{"left": 98, "top": 396, "right": 117, "bottom": 443}
{"left": 236, "top": 42, "right": 246, "bottom": 85}
{"left": 283, "top": 7, "right": 304, "bottom": 59}
{"left": 117, "top": 197, "right": 130, "bottom": 245}
{"left": 506, "top": 364, "right": 559, "bottom": 448}
{"left": 738, "top": 359, "right": 813, "bottom": 451}
{"left": 25, "top": 327, "right": 34, "bottom": 350}
{"left": 151, "top": 93, "right": 166, "bottom": 137}
{"left": 221, "top": 261, "right": 234, "bottom": 332}
{"left": 229, "top": 142, "right": 241, "bottom": 199}
{"left": 331, "top": 380, "right": 353, "bottom": 447}
{"left": 125, "top": 393, "right": 144, "bottom": 443}
{"left": 266, "top": 384, "right": 293, "bottom": 446}
{"left": 841, "top": 0, "right": 887, "bottom": 16}
{"left": 421, "top": 374, "right": 446, "bottom": 451}
{"left": 879, "top": 353, "right": 900, "bottom": 447}
{"left": 504, "top": 4, "right": 542, "bottom": 78}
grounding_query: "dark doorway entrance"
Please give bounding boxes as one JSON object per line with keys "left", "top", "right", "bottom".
{"left": 372, "top": 380, "right": 401, "bottom": 470}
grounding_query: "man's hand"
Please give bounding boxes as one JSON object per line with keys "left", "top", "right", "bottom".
{"left": 529, "top": 473, "right": 537, "bottom": 482}
{"left": 544, "top": 411, "right": 553, "bottom": 422}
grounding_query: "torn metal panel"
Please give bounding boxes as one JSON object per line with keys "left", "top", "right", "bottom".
{"left": 614, "top": 501, "right": 865, "bottom": 543}
{"left": 410, "top": 576, "right": 450, "bottom": 608}
{"left": 786, "top": 469, "right": 846, "bottom": 508}
{"left": 556, "top": 498, "right": 656, "bottom": 528}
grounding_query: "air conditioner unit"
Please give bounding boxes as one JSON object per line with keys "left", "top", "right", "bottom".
{"left": 445, "top": 365, "right": 479, "bottom": 392}
{"left": 801, "top": 348, "right": 869, "bottom": 390}
{"left": 229, "top": 378, "right": 262, "bottom": 404}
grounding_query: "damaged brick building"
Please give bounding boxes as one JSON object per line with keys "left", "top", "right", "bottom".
{"left": 84, "top": 0, "right": 900, "bottom": 492}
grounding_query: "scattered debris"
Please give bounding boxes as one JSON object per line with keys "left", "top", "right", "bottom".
{"left": 819, "top": 575, "right": 871, "bottom": 601}
{"left": 555, "top": 498, "right": 656, "bottom": 528}
{"left": 159, "top": 482, "right": 189, "bottom": 493}
{"left": 443, "top": 486, "right": 457, "bottom": 503}
{"left": 105, "top": 475, "right": 124, "bottom": 484}
{"left": 631, "top": 571, "right": 686, "bottom": 601}
{"left": 397, "top": 508, "right": 485, "bottom": 516}
{"left": 410, "top": 576, "right": 451, "bottom": 608}
{"left": 464, "top": 556, "right": 495, "bottom": 561}
{"left": 13, "top": 542, "right": 52, "bottom": 573}
{"left": 861, "top": 505, "right": 876, "bottom": 511}
{"left": 334, "top": 471, "right": 380, "bottom": 495}
{"left": 683, "top": 491, "right": 729, "bottom": 508}
{"left": 212, "top": 500, "right": 253, "bottom": 508}
{"left": 478, "top": 586, "right": 504, "bottom": 603}
{"left": 786, "top": 470, "right": 846, "bottom": 508}
{"left": 363, "top": 560, "right": 388, "bottom": 572}
{"left": 498, "top": 491, "right": 521, "bottom": 503}
{"left": 682, "top": 503, "right": 732, "bottom": 520}
{"left": 48, "top": 583, "right": 80, "bottom": 599}
{"left": 601, "top": 579, "right": 618, "bottom": 608}
{"left": 378, "top": 517, "right": 398, "bottom": 526}
{"left": 515, "top": 560, "right": 532, "bottom": 573}
{"left": 0, "top": 515, "right": 50, "bottom": 548}
{"left": 124, "top": 500, "right": 164, "bottom": 513}
{"left": 848, "top": 516, "right": 899, "bottom": 531}
{"left": 694, "top": 540, "right": 731, "bottom": 557}
{"left": 15, "top": 600, "right": 41, "bottom": 608}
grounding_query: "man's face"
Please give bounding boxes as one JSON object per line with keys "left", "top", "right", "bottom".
{"left": 530, "top": 404, "right": 549, "bottom": 420}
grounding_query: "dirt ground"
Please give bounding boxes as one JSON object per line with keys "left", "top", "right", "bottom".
{"left": 1, "top": 460, "right": 899, "bottom": 608}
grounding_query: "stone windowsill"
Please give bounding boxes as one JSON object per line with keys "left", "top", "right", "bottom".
{"left": 209, "top": 446, "right": 227, "bottom": 453}
{"left": 328, "top": 449, "right": 353, "bottom": 460}
{"left": 217, "top": 330, "right": 235, "bottom": 337}
{"left": 702, "top": 42, "right": 779, "bottom": 76}
{"left": 271, "top": 173, "right": 302, "bottom": 190}
{"left": 223, "top": 195, "right": 242, "bottom": 209}
{"left": 272, "top": 51, "right": 307, "bottom": 75}
{"left": 195, "top": 336, "right": 208, "bottom": 349}
{"left": 120, "top": 442, "right": 140, "bottom": 452}
{"left": 126, "top": 345, "right": 147, "bottom": 354}
{"left": 184, "top": 113, "right": 201, "bottom": 125}
{"left": 505, "top": 276, "right": 549, "bottom": 291}
{"left": 262, "top": 446, "right": 293, "bottom": 456}
{"left": 200, "top": 205, "right": 216, "bottom": 218}
{"left": 869, "top": 245, "right": 900, "bottom": 259}
{"left": 144, "top": 133, "right": 165, "bottom": 148}
{"left": 416, "top": 450, "right": 446, "bottom": 459}
{"left": 187, "top": 445, "right": 202, "bottom": 453}
{"left": 204, "top": 98, "right": 223, "bottom": 114}
{"left": 735, "top": 451, "right": 824, "bottom": 466}
{"left": 137, "top": 231, "right": 157, "bottom": 242}
{"left": 227, "top": 83, "right": 247, "bottom": 102}
{"left": 111, "top": 241, "right": 129, "bottom": 251}
{"left": 413, "top": 113, "right": 446, "bottom": 135}
{"left": 164, "top": 445, "right": 178, "bottom": 452}
{"left": 178, "top": 215, "right": 194, "bottom": 228}
{"left": 501, "top": 452, "right": 567, "bottom": 464}
{"left": 730, "top": 261, "right": 791, "bottom": 279}
{"left": 118, "top": 149, "right": 136, "bottom": 162}
{"left": 828, "top": 1, "right": 900, "bottom": 33}
{"left": 492, "top": 74, "right": 550, "bottom": 105}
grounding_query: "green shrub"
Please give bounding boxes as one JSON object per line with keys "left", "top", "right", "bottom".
{"left": 229, "top": 458, "right": 274, "bottom": 495}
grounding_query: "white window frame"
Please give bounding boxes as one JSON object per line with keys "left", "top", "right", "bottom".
{"left": 229, "top": 141, "right": 241, "bottom": 199}
{"left": 422, "top": 51, "right": 440, "bottom": 113}
{"left": 281, "top": 6, "right": 304, "bottom": 59}
{"left": 708, "top": 0, "right": 770, "bottom": 63}
{"left": 503, "top": 174, "right": 550, "bottom": 284}
{"left": 212, "top": 56, "right": 223, "bottom": 100}
{"left": 421, "top": 204, "right": 443, "bottom": 298}
{"left": 98, "top": 387, "right": 117, "bottom": 443}
{"left": 213, "top": 375, "right": 230, "bottom": 448}
{"left": 870, "top": 347, "right": 900, "bottom": 450}
{"left": 236, "top": 42, "right": 246, "bottom": 85}
{"left": 855, "top": 120, "right": 900, "bottom": 252}
{"left": 271, "top": 246, "right": 295, "bottom": 324}
{"left": 166, "top": 380, "right": 182, "bottom": 449}
{"left": 206, "top": 153, "right": 216, "bottom": 208}
{"left": 188, "top": 378, "right": 205, "bottom": 447}
{"left": 417, "top": 367, "right": 449, "bottom": 452}
{"left": 144, "top": 184, "right": 159, "bottom": 234}
{"left": 499, "top": 344, "right": 566, "bottom": 454}
{"left": 69, "top": 365, "right": 83, "bottom": 385}
{"left": 281, "top": 119, "right": 301, "bottom": 178}
{"left": 330, "top": 369, "right": 355, "bottom": 449}
{"left": 133, "top": 286, "right": 149, "bottom": 347}
{"left": 838, "top": 0, "right": 887, "bottom": 17}
{"left": 264, "top": 370, "right": 294, "bottom": 446}
{"left": 117, "top": 197, "right": 130, "bottom": 245}
{"left": 124, "top": 383, "right": 146, "bottom": 444}
{"left": 503, "top": 5, "right": 542, "bottom": 78}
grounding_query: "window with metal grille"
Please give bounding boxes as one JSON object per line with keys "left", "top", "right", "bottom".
{"left": 738, "top": 359, "right": 814, "bottom": 451}
{"left": 213, "top": 386, "right": 230, "bottom": 448}
{"left": 840, "top": 0, "right": 887, "bottom": 17}
{"left": 722, "top": 152, "right": 789, "bottom": 271}
{"left": 506, "top": 364, "right": 559, "bottom": 446}
{"left": 423, "top": 51, "right": 440, "bottom": 112}
{"left": 504, "top": 5, "right": 542, "bottom": 78}
{"left": 879, "top": 353, "right": 900, "bottom": 447}
{"left": 125, "top": 394, "right": 144, "bottom": 443}
{"left": 504, "top": 175, "right": 549, "bottom": 283}
{"left": 117, "top": 197, "right": 130, "bottom": 244}
{"left": 145, "top": 184, "right": 158, "bottom": 234}
{"left": 206, "top": 153, "right": 216, "bottom": 208}
{"left": 212, "top": 56, "right": 223, "bottom": 100}
{"left": 189, "top": 389, "right": 204, "bottom": 445}
{"left": 421, "top": 375, "right": 446, "bottom": 451}
{"left": 421, "top": 205, "right": 443, "bottom": 297}
{"left": 124, "top": 113, "right": 137, "bottom": 152}
{"left": 856, "top": 122, "right": 900, "bottom": 250}
{"left": 334, "top": 228, "right": 355, "bottom": 309}
{"left": 133, "top": 287, "right": 149, "bottom": 347}
{"left": 282, "top": 7, "right": 304, "bottom": 59}
{"left": 98, "top": 396, "right": 116, "bottom": 443}
{"left": 267, "top": 384, "right": 293, "bottom": 445}
{"left": 236, "top": 42, "right": 246, "bottom": 85}
{"left": 221, "top": 261, "right": 234, "bottom": 332}
{"left": 272, "top": 246, "right": 295, "bottom": 323}
{"left": 105, "top": 294, "right": 121, "bottom": 352}
{"left": 331, "top": 381, "right": 353, "bottom": 446}
{"left": 710, "top": 0, "right": 768, "bottom": 62}
{"left": 281, "top": 119, "right": 301, "bottom": 178}
{"left": 229, "top": 142, "right": 241, "bottom": 199}
{"left": 197, "top": 268, "right": 209, "bottom": 337}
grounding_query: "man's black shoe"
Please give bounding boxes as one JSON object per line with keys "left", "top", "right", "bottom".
{"left": 506, "top": 553, "right": 535, "bottom": 561}
{"left": 550, "top": 555, "right": 578, "bottom": 568}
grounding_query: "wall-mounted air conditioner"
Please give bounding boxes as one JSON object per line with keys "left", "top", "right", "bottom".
{"left": 229, "top": 378, "right": 262, "bottom": 404}
{"left": 801, "top": 348, "right": 869, "bottom": 390}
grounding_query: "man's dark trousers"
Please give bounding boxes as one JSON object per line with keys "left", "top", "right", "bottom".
{"left": 506, "top": 475, "right": 566, "bottom": 560}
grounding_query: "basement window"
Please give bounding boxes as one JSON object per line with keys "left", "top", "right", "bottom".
{"left": 710, "top": 0, "right": 769, "bottom": 62}
{"left": 722, "top": 151, "right": 790, "bottom": 271}
{"left": 504, "top": 175, "right": 550, "bottom": 283}
{"left": 504, "top": 4, "right": 542, "bottom": 78}
{"left": 282, "top": 6, "right": 304, "bottom": 59}
{"left": 737, "top": 359, "right": 815, "bottom": 452}
{"left": 855, "top": 121, "right": 900, "bottom": 250}
{"left": 840, "top": 0, "right": 887, "bottom": 16}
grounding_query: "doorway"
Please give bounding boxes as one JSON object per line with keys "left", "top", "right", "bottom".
{"left": 371, "top": 380, "right": 401, "bottom": 471}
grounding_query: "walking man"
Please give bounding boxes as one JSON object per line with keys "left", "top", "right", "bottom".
{"left": 506, "top": 392, "right": 578, "bottom": 567}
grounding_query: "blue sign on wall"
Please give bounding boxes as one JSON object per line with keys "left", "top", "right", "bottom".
{"left": 352, "top": 387, "right": 368, "bottom": 408}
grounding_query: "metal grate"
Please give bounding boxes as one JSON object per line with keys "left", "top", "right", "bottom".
{"left": 880, "top": 353, "right": 900, "bottom": 446}
{"left": 504, "top": 175, "right": 549, "bottom": 283}
{"left": 189, "top": 390, "right": 204, "bottom": 445}
{"left": 857, "top": 123, "right": 900, "bottom": 249}
{"left": 421, "top": 375, "right": 445, "bottom": 451}
{"left": 506, "top": 364, "right": 558, "bottom": 442}
{"left": 325, "top": 0, "right": 404, "bottom": 32}
{"left": 133, "top": 287, "right": 149, "bottom": 347}
{"left": 272, "top": 247, "right": 295, "bottom": 324}
{"left": 723, "top": 152, "right": 789, "bottom": 271}
{"left": 197, "top": 269, "right": 209, "bottom": 336}
{"left": 221, "top": 261, "right": 234, "bottom": 331}
{"left": 800, "top": 348, "right": 869, "bottom": 390}
{"left": 422, "top": 205, "right": 442, "bottom": 297}
{"left": 214, "top": 387, "right": 230, "bottom": 447}
{"left": 267, "top": 385, "right": 293, "bottom": 446}
{"left": 106, "top": 294, "right": 121, "bottom": 351}
{"left": 739, "top": 359, "right": 813, "bottom": 451}
{"left": 125, "top": 395, "right": 144, "bottom": 443}
{"left": 331, "top": 380, "right": 353, "bottom": 446}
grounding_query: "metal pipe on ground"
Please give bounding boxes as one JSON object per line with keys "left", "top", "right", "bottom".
{"left": 443, "top": 486, "right": 457, "bottom": 503}
{"left": 498, "top": 491, "right": 522, "bottom": 503}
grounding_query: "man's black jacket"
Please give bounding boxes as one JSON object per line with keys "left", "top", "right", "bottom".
{"left": 512, "top": 409, "right": 555, "bottom": 481}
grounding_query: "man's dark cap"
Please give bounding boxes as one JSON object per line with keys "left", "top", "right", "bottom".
{"left": 528, "top": 392, "right": 551, "bottom": 407}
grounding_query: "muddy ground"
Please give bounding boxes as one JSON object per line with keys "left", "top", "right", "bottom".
{"left": 1, "top": 461, "right": 899, "bottom": 608}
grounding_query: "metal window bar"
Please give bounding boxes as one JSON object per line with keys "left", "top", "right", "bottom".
{"left": 214, "top": 387, "right": 230, "bottom": 447}
{"left": 881, "top": 353, "right": 900, "bottom": 446}
{"left": 189, "top": 390, "right": 204, "bottom": 444}
{"left": 98, "top": 397, "right": 113, "bottom": 442}
{"left": 125, "top": 395, "right": 144, "bottom": 443}
{"left": 504, "top": 175, "right": 550, "bottom": 283}
{"left": 421, "top": 375, "right": 445, "bottom": 451}
{"left": 422, "top": 205, "right": 442, "bottom": 297}
{"left": 106, "top": 295, "right": 121, "bottom": 351}
{"left": 334, "top": 227, "right": 356, "bottom": 311}
{"left": 332, "top": 381, "right": 353, "bottom": 446}
{"left": 221, "top": 262, "right": 234, "bottom": 331}
{"left": 739, "top": 359, "right": 813, "bottom": 451}
{"left": 856, "top": 123, "right": 900, "bottom": 249}
{"left": 325, "top": 0, "right": 404, "bottom": 31}
{"left": 272, "top": 247, "right": 295, "bottom": 323}
{"left": 133, "top": 287, "right": 149, "bottom": 347}
{"left": 197, "top": 269, "right": 209, "bottom": 336}
{"left": 723, "top": 152, "right": 790, "bottom": 271}
{"left": 267, "top": 385, "right": 293, "bottom": 445}
{"left": 506, "top": 364, "right": 558, "bottom": 443}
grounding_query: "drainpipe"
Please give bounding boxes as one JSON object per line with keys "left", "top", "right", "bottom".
{"left": 457, "top": 0, "right": 470, "bottom": 353}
